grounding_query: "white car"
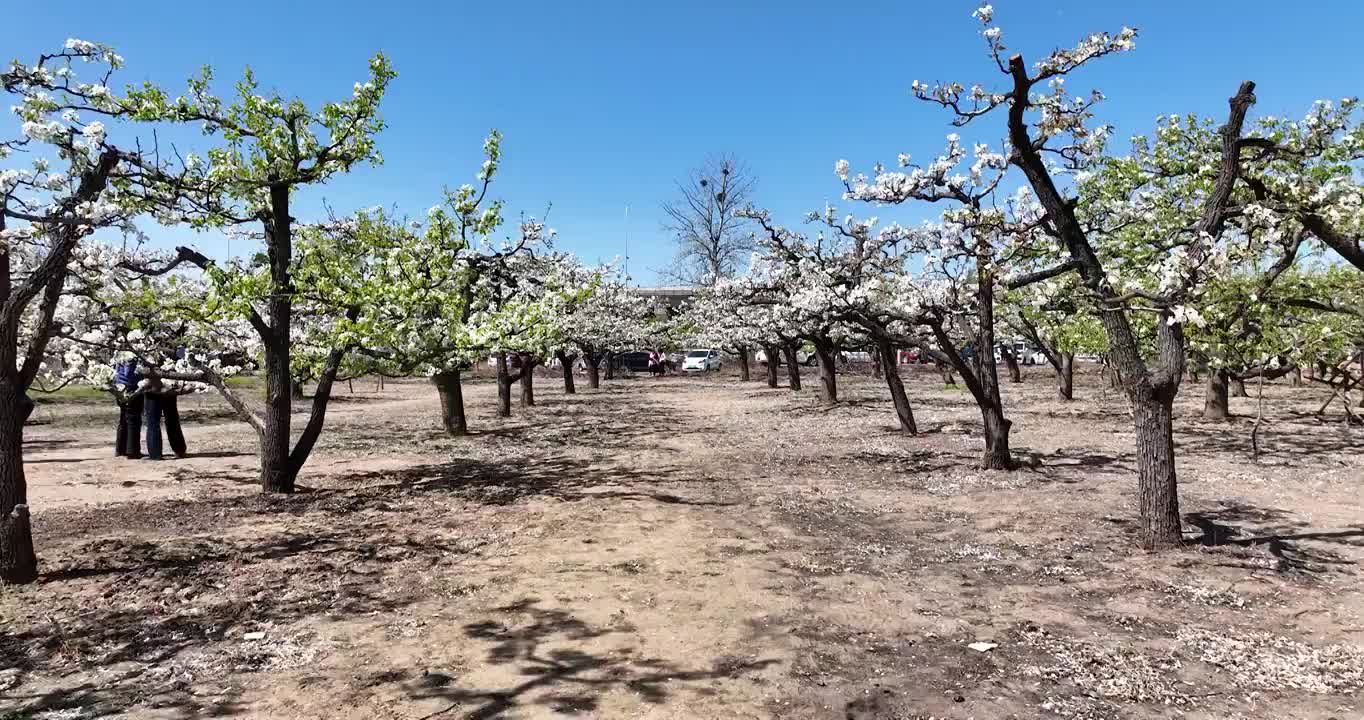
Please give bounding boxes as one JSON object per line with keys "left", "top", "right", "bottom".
{"left": 681, "top": 349, "right": 722, "bottom": 372}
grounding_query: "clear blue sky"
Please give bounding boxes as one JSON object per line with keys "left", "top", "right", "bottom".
{"left": 7, "top": 1, "right": 1359, "bottom": 284}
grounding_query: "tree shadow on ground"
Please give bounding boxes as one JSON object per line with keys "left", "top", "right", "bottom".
{"left": 1184, "top": 501, "right": 1364, "bottom": 574}
{"left": 379, "top": 597, "right": 776, "bottom": 719}
{"left": 1175, "top": 421, "right": 1362, "bottom": 462}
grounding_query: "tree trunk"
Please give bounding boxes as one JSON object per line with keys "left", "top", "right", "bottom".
{"left": 936, "top": 360, "right": 955, "bottom": 387}
{"left": 432, "top": 370, "right": 468, "bottom": 436}
{"left": 1000, "top": 346, "right": 1022, "bottom": 383}
{"left": 872, "top": 350, "right": 883, "bottom": 378}
{"left": 495, "top": 352, "right": 512, "bottom": 417}
{"left": 876, "top": 339, "right": 917, "bottom": 434}
{"left": 260, "top": 182, "right": 296, "bottom": 494}
{"left": 519, "top": 354, "right": 535, "bottom": 407}
{"left": 763, "top": 344, "right": 779, "bottom": 388}
{"left": 1290, "top": 366, "right": 1302, "bottom": 386}
{"left": 782, "top": 344, "right": 802, "bottom": 392}
{"left": 556, "top": 351, "right": 576, "bottom": 395}
{"left": 603, "top": 352, "right": 616, "bottom": 380}
{"left": 814, "top": 338, "right": 837, "bottom": 404}
{"left": 1056, "top": 352, "right": 1075, "bottom": 401}
{"left": 1204, "top": 369, "right": 1230, "bottom": 420}
{"left": 587, "top": 355, "right": 601, "bottom": 388}
{"left": 1230, "top": 377, "right": 1248, "bottom": 398}
{"left": 291, "top": 379, "right": 305, "bottom": 400}
{"left": 0, "top": 383, "right": 37, "bottom": 584}
{"left": 738, "top": 347, "right": 751, "bottom": 382}
{"left": 1133, "top": 388, "right": 1183, "bottom": 549}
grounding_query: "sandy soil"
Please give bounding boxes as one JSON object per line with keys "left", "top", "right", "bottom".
{"left": 2, "top": 365, "right": 1361, "bottom": 719}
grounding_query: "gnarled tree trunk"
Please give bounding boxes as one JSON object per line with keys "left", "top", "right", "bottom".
{"left": 876, "top": 339, "right": 917, "bottom": 434}
{"left": 1056, "top": 352, "right": 1074, "bottom": 401}
{"left": 432, "top": 370, "right": 468, "bottom": 436}
{"left": 556, "top": 351, "right": 576, "bottom": 395}
{"left": 1134, "top": 386, "right": 1182, "bottom": 548}
{"left": 813, "top": 338, "right": 837, "bottom": 404}
{"left": 1204, "top": 369, "right": 1230, "bottom": 420}
{"left": 495, "top": 352, "right": 512, "bottom": 417}
{"left": 0, "top": 382, "right": 36, "bottom": 584}
{"left": 1000, "top": 345, "right": 1023, "bottom": 383}
{"left": 782, "top": 344, "right": 802, "bottom": 392}
{"left": 762, "top": 344, "right": 780, "bottom": 388}
{"left": 519, "top": 354, "right": 536, "bottom": 407}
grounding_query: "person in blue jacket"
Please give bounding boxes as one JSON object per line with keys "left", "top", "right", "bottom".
{"left": 114, "top": 360, "right": 144, "bottom": 459}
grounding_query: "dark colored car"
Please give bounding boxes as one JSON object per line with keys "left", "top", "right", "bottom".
{"left": 615, "top": 351, "right": 653, "bottom": 372}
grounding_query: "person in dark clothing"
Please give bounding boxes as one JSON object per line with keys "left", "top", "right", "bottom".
{"left": 142, "top": 376, "right": 164, "bottom": 461}
{"left": 163, "top": 393, "right": 187, "bottom": 457}
{"left": 114, "top": 360, "right": 143, "bottom": 458}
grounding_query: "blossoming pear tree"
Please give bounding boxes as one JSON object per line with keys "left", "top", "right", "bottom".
{"left": 0, "top": 40, "right": 216, "bottom": 583}
{"left": 918, "top": 4, "right": 1262, "bottom": 547}
{"left": 123, "top": 52, "right": 398, "bottom": 493}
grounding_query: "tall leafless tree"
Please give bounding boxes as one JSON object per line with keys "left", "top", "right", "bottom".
{"left": 660, "top": 155, "right": 757, "bottom": 286}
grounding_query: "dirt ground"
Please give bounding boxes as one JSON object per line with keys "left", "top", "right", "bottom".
{"left": 2, "top": 363, "right": 1361, "bottom": 719}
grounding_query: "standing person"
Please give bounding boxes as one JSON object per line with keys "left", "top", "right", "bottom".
{"left": 142, "top": 374, "right": 165, "bottom": 461}
{"left": 114, "top": 359, "right": 144, "bottom": 459}
{"left": 163, "top": 390, "right": 188, "bottom": 458}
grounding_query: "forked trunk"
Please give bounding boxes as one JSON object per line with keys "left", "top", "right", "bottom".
{"left": 519, "top": 354, "right": 536, "bottom": 407}
{"left": 556, "top": 351, "right": 576, "bottom": 395}
{"left": 432, "top": 370, "right": 468, "bottom": 436}
{"left": 496, "top": 352, "right": 512, "bottom": 417}
{"left": 1056, "top": 352, "right": 1074, "bottom": 401}
{"left": 782, "top": 344, "right": 801, "bottom": 391}
{"left": 814, "top": 339, "right": 837, "bottom": 404}
{"left": 738, "top": 347, "right": 751, "bottom": 382}
{"left": 1133, "top": 388, "right": 1183, "bottom": 549}
{"left": 1203, "top": 369, "right": 1230, "bottom": 420}
{"left": 876, "top": 339, "right": 917, "bottom": 434}
{"left": 0, "top": 383, "right": 37, "bottom": 584}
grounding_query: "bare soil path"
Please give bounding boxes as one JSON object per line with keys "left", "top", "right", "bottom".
{"left": 3, "top": 368, "right": 1361, "bottom": 719}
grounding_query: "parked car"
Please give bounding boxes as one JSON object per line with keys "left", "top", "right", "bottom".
{"left": 755, "top": 349, "right": 809, "bottom": 366}
{"left": 615, "top": 351, "right": 652, "bottom": 372}
{"left": 681, "top": 349, "right": 722, "bottom": 372}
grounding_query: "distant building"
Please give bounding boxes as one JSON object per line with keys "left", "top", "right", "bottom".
{"left": 632, "top": 286, "right": 695, "bottom": 317}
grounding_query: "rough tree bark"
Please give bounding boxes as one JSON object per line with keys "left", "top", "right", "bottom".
{"left": 1003, "top": 57, "right": 1255, "bottom": 547}
{"left": 0, "top": 382, "right": 36, "bottom": 584}
{"left": 431, "top": 370, "right": 468, "bottom": 436}
{"left": 737, "top": 346, "right": 751, "bottom": 382}
{"left": 762, "top": 343, "right": 780, "bottom": 388}
{"left": 782, "top": 344, "right": 802, "bottom": 391}
{"left": 519, "top": 354, "right": 536, "bottom": 407}
{"left": 875, "top": 339, "right": 918, "bottom": 434}
{"left": 495, "top": 352, "right": 512, "bottom": 417}
{"left": 259, "top": 182, "right": 298, "bottom": 493}
{"left": 0, "top": 150, "right": 119, "bottom": 583}
{"left": 1056, "top": 352, "right": 1075, "bottom": 401}
{"left": 556, "top": 350, "right": 576, "bottom": 395}
{"left": 813, "top": 337, "right": 837, "bottom": 404}
{"left": 1204, "top": 369, "right": 1231, "bottom": 420}
{"left": 1000, "top": 345, "right": 1023, "bottom": 383}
